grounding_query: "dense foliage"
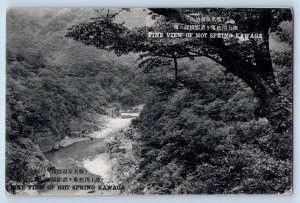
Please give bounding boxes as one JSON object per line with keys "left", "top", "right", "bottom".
{"left": 65, "top": 9, "right": 292, "bottom": 194}
{"left": 66, "top": 8, "right": 292, "bottom": 145}
{"left": 6, "top": 9, "right": 293, "bottom": 194}
{"left": 6, "top": 9, "right": 146, "bottom": 143}
{"left": 121, "top": 53, "right": 292, "bottom": 194}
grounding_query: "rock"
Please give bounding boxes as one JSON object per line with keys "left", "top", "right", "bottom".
{"left": 29, "top": 128, "right": 60, "bottom": 152}
{"left": 53, "top": 142, "right": 60, "bottom": 150}
{"left": 92, "top": 125, "right": 99, "bottom": 131}
{"left": 71, "top": 132, "right": 81, "bottom": 137}
{"left": 111, "top": 147, "right": 120, "bottom": 153}
{"left": 119, "top": 148, "right": 126, "bottom": 154}
{"left": 40, "top": 171, "right": 51, "bottom": 182}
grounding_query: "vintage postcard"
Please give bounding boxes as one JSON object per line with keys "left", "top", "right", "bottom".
{"left": 5, "top": 8, "right": 293, "bottom": 195}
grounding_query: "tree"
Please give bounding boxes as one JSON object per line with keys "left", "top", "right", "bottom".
{"left": 66, "top": 8, "right": 292, "bottom": 159}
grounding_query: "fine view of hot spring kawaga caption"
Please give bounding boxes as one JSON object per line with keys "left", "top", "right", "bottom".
{"left": 6, "top": 8, "right": 293, "bottom": 195}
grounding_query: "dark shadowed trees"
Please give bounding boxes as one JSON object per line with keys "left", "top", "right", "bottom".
{"left": 66, "top": 8, "right": 292, "bottom": 159}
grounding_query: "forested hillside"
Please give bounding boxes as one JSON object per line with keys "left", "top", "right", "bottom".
{"left": 6, "top": 8, "right": 292, "bottom": 195}
{"left": 66, "top": 8, "right": 293, "bottom": 194}
{"left": 6, "top": 9, "right": 147, "bottom": 184}
{"left": 122, "top": 54, "right": 292, "bottom": 194}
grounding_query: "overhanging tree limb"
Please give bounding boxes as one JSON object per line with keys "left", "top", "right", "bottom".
{"left": 66, "top": 9, "right": 292, "bottom": 154}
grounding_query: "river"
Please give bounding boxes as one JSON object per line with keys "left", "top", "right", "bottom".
{"left": 39, "top": 117, "right": 135, "bottom": 195}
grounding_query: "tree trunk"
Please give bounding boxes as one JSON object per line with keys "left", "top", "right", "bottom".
{"left": 149, "top": 8, "right": 293, "bottom": 159}
{"left": 173, "top": 57, "right": 178, "bottom": 84}
{"left": 254, "top": 79, "right": 292, "bottom": 160}
{"left": 217, "top": 42, "right": 292, "bottom": 160}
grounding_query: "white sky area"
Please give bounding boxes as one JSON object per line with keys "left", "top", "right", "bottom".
{"left": 115, "top": 8, "right": 156, "bottom": 28}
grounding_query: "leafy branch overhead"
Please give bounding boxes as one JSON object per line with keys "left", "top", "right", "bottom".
{"left": 5, "top": 8, "right": 293, "bottom": 195}
{"left": 66, "top": 8, "right": 292, "bottom": 141}
{"left": 66, "top": 8, "right": 292, "bottom": 67}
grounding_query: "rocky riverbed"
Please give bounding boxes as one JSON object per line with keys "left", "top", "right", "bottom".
{"left": 6, "top": 111, "right": 141, "bottom": 195}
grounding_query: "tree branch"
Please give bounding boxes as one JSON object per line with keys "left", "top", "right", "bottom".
{"left": 148, "top": 8, "right": 188, "bottom": 23}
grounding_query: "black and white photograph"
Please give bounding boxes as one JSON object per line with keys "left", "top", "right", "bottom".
{"left": 5, "top": 8, "right": 293, "bottom": 195}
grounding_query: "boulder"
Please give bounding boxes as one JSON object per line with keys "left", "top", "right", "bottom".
{"left": 111, "top": 147, "right": 120, "bottom": 153}
{"left": 53, "top": 142, "right": 60, "bottom": 150}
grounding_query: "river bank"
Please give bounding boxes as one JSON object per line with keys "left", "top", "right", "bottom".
{"left": 6, "top": 111, "right": 140, "bottom": 195}
{"left": 53, "top": 115, "right": 136, "bottom": 150}
{"left": 38, "top": 114, "right": 138, "bottom": 195}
